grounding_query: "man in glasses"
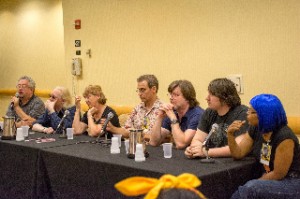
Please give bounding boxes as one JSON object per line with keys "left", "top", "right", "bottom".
{"left": 150, "top": 80, "right": 205, "bottom": 149}
{"left": 32, "top": 86, "right": 76, "bottom": 134}
{"left": 6, "top": 76, "right": 45, "bottom": 128}
{"left": 106, "top": 74, "right": 163, "bottom": 139}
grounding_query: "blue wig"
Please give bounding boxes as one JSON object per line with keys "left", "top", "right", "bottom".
{"left": 250, "top": 94, "right": 287, "bottom": 134}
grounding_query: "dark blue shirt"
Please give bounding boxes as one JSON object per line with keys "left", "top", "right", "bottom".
{"left": 162, "top": 106, "right": 204, "bottom": 132}
{"left": 33, "top": 106, "right": 76, "bottom": 133}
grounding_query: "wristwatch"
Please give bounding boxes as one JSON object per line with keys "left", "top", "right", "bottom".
{"left": 170, "top": 118, "right": 179, "bottom": 124}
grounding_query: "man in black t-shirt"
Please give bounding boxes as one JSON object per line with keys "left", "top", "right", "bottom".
{"left": 185, "top": 78, "right": 248, "bottom": 159}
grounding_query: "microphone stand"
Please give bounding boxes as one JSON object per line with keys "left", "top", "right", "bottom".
{"left": 58, "top": 121, "right": 67, "bottom": 138}
{"left": 94, "top": 112, "right": 114, "bottom": 145}
{"left": 200, "top": 141, "right": 215, "bottom": 163}
{"left": 94, "top": 128, "right": 111, "bottom": 145}
{"left": 100, "top": 129, "right": 111, "bottom": 145}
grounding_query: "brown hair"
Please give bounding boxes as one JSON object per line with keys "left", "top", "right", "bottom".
{"left": 168, "top": 80, "right": 199, "bottom": 108}
{"left": 137, "top": 74, "right": 159, "bottom": 93}
{"left": 208, "top": 78, "right": 241, "bottom": 107}
{"left": 83, "top": 85, "right": 107, "bottom": 105}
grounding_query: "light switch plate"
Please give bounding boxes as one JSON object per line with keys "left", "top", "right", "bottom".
{"left": 227, "top": 74, "right": 244, "bottom": 94}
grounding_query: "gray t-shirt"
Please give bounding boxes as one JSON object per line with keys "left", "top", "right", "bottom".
{"left": 6, "top": 95, "right": 45, "bottom": 121}
{"left": 198, "top": 105, "right": 248, "bottom": 148}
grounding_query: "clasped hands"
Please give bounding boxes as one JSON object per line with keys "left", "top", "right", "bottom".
{"left": 157, "top": 103, "right": 176, "bottom": 119}
{"left": 185, "top": 144, "right": 207, "bottom": 159}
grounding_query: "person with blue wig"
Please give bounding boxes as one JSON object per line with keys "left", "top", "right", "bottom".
{"left": 227, "top": 94, "right": 300, "bottom": 198}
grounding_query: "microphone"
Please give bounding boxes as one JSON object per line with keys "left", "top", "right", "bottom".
{"left": 202, "top": 123, "right": 219, "bottom": 147}
{"left": 10, "top": 93, "right": 19, "bottom": 110}
{"left": 101, "top": 112, "right": 114, "bottom": 133}
{"left": 201, "top": 123, "right": 219, "bottom": 163}
{"left": 56, "top": 110, "right": 70, "bottom": 130}
{"left": 96, "top": 112, "right": 114, "bottom": 142}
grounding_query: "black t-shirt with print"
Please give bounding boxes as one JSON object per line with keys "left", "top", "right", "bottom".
{"left": 249, "top": 125, "right": 300, "bottom": 177}
{"left": 198, "top": 105, "right": 248, "bottom": 148}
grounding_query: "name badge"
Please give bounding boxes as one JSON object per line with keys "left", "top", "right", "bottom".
{"left": 260, "top": 142, "right": 272, "bottom": 166}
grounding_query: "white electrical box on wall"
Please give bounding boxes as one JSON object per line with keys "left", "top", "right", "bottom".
{"left": 227, "top": 74, "right": 244, "bottom": 94}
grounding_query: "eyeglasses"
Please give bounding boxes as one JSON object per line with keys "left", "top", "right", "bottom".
{"left": 16, "top": 84, "right": 29, "bottom": 89}
{"left": 49, "top": 94, "right": 59, "bottom": 100}
{"left": 247, "top": 109, "right": 257, "bottom": 114}
{"left": 136, "top": 88, "right": 147, "bottom": 93}
{"left": 167, "top": 93, "right": 181, "bottom": 98}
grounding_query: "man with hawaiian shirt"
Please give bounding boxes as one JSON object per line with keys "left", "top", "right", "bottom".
{"left": 107, "top": 74, "right": 163, "bottom": 139}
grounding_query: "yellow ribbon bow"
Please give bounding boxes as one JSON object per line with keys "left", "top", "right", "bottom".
{"left": 115, "top": 173, "right": 206, "bottom": 199}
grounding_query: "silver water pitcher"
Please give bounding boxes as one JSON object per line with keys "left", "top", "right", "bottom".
{"left": 1, "top": 116, "right": 16, "bottom": 140}
{"left": 127, "top": 129, "right": 149, "bottom": 159}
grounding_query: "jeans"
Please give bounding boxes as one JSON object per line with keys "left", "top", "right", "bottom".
{"left": 231, "top": 178, "right": 300, "bottom": 199}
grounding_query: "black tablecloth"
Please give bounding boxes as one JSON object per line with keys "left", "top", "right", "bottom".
{"left": 0, "top": 132, "right": 256, "bottom": 199}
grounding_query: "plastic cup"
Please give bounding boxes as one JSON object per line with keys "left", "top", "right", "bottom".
{"left": 0, "top": 121, "right": 3, "bottom": 130}
{"left": 124, "top": 139, "right": 129, "bottom": 154}
{"left": 113, "top": 134, "right": 122, "bottom": 147}
{"left": 21, "top": 126, "right": 30, "bottom": 137}
{"left": 16, "top": 128, "right": 24, "bottom": 141}
{"left": 135, "top": 143, "right": 145, "bottom": 162}
{"left": 111, "top": 137, "right": 120, "bottom": 154}
{"left": 66, "top": 128, "right": 74, "bottom": 140}
{"left": 162, "top": 143, "right": 172, "bottom": 158}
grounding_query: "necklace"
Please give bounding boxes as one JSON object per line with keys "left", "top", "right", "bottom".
{"left": 262, "top": 132, "right": 272, "bottom": 142}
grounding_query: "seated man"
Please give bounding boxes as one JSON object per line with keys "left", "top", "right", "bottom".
{"left": 32, "top": 86, "right": 76, "bottom": 134}
{"left": 72, "top": 85, "right": 120, "bottom": 139}
{"left": 6, "top": 76, "right": 45, "bottom": 128}
{"left": 150, "top": 80, "right": 204, "bottom": 149}
{"left": 185, "top": 78, "right": 248, "bottom": 158}
{"left": 106, "top": 74, "right": 163, "bottom": 139}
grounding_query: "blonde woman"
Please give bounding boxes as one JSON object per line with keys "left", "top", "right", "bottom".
{"left": 72, "top": 85, "right": 120, "bottom": 138}
{"left": 32, "top": 86, "right": 76, "bottom": 134}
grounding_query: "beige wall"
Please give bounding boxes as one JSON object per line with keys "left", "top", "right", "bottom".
{"left": 1, "top": 0, "right": 300, "bottom": 116}
{"left": 0, "top": 0, "right": 66, "bottom": 114}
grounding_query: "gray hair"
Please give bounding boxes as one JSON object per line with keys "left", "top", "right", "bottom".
{"left": 54, "top": 86, "right": 73, "bottom": 108}
{"left": 18, "top": 76, "right": 36, "bottom": 92}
